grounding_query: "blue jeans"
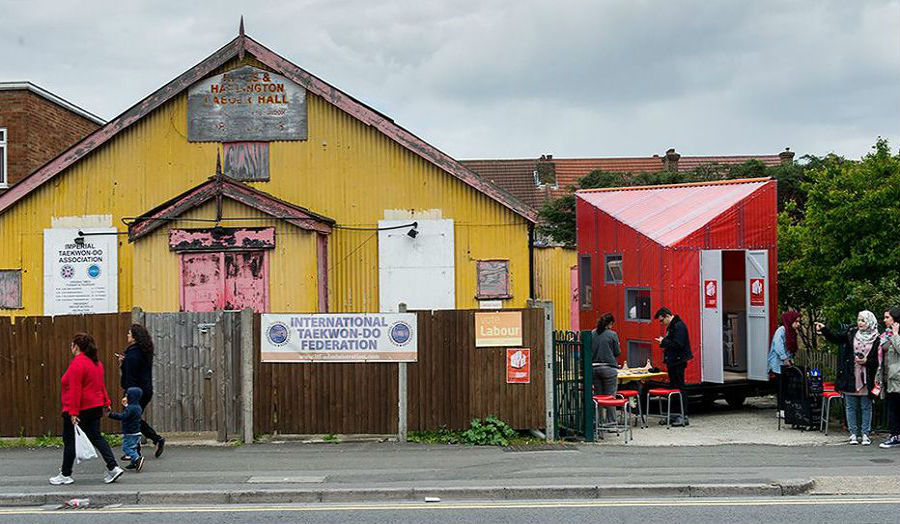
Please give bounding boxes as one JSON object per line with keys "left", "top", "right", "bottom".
{"left": 844, "top": 395, "right": 872, "bottom": 436}
{"left": 122, "top": 434, "right": 141, "bottom": 464}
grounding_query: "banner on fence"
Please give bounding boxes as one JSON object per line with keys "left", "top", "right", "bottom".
{"left": 260, "top": 313, "right": 417, "bottom": 362}
{"left": 475, "top": 311, "right": 522, "bottom": 347}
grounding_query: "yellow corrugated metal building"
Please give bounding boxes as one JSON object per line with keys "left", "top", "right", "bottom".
{"left": 0, "top": 32, "right": 538, "bottom": 317}
{"left": 533, "top": 246, "right": 577, "bottom": 331}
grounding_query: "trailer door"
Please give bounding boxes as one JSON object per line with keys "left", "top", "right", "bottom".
{"left": 745, "top": 250, "right": 769, "bottom": 381}
{"left": 700, "top": 250, "right": 724, "bottom": 384}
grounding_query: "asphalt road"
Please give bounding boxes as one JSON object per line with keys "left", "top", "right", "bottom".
{"left": 1, "top": 497, "right": 898, "bottom": 524}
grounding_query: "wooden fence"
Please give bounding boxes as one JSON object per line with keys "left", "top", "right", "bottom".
{"left": 1, "top": 308, "right": 546, "bottom": 437}
{"left": 0, "top": 313, "right": 131, "bottom": 437}
{"left": 253, "top": 308, "right": 546, "bottom": 434}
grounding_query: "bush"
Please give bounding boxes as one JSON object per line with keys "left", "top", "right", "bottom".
{"left": 460, "top": 416, "right": 517, "bottom": 447}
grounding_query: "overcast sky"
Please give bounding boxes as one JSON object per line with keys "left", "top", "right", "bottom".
{"left": 1, "top": 0, "right": 897, "bottom": 160}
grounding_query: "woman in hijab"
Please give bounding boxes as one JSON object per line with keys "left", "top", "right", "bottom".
{"left": 768, "top": 311, "right": 801, "bottom": 418}
{"left": 816, "top": 311, "right": 881, "bottom": 445}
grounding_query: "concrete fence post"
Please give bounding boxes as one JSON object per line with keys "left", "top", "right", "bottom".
{"left": 240, "top": 308, "right": 254, "bottom": 444}
{"left": 398, "top": 302, "right": 408, "bottom": 442}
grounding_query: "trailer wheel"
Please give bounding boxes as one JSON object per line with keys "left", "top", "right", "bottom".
{"left": 725, "top": 393, "right": 746, "bottom": 408}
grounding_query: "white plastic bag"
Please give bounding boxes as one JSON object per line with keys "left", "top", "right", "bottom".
{"left": 74, "top": 425, "right": 98, "bottom": 464}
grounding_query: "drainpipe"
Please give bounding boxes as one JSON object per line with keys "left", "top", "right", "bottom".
{"left": 528, "top": 223, "right": 536, "bottom": 300}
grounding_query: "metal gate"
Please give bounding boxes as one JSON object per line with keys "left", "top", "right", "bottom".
{"left": 552, "top": 330, "right": 594, "bottom": 441}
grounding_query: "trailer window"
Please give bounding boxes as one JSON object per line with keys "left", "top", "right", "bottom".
{"left": 578, "top": 254, "right": 592, "bottom": 309}
{"left": 625, "top": 288, "right": 651, "bottom": 322}
{"left": 627, "top": 340, "right": 652, "bottom": 367}
{"left": 604, "top": 254, "right": 622, "bottom": 284}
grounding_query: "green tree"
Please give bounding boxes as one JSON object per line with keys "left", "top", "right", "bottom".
{"left": 778, "top": 139, "right": 900, "bottom": 346}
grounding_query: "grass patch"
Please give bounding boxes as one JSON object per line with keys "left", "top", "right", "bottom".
{"left": 322, "top": 433, "right": 338, "bottom": 442}
{"left": 0, "top": 432, "right": 121, "bottom": 449}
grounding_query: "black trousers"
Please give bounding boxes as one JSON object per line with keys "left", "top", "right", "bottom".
{"left": 61, "top": 406, "right": 118, "bottom": 476}
{"left": 667, "top": 362, "right": 688, "bottom": 416}
{"left": 887, "top": 392, "right": 900, "bottom": 436}
{"left": 136, "top": 389, "right": 162, "bottom": 444}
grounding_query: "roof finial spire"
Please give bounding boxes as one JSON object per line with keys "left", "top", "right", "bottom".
{"left": 216, "top": 149, "right": 223, "bottom": 177}
{"left": 237, "top": 16, "right": 246, "bottom": 60}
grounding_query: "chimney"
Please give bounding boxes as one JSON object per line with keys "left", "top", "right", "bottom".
{"left": 535, "top": 154, "right": 557, "bottom": 187}
{"left": 779, "top": 147, "right": 795, "bottom": 164}
{"left": 663, "top": 148, "right": 681, "bottom": 172}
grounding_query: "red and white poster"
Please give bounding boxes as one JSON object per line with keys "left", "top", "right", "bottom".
{"left": 506, "top": 348, "right": 530, "bottom": 384}
{"left": 750, "top": 278, "right": 765, "bottom": 306}
{"left": 703, "top": 280, "right": 718, "bottom": 309}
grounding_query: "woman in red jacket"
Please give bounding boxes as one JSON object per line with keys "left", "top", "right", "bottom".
{"left": 49, "top": 333, "right": 124, "bottom": 485}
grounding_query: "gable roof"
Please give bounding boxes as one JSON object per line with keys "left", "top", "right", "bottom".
{"left": 0, "top": 34, "right": 536, "bottom": 223}
{"left": 576, "top": 178, "right": 772, "bottom": 247}
{"left": 0, "top": 81, "right": 106, "bottom": 125}
{"left": 128, "top": 174, "right": 335, "bottom": 241}
{"left": 462, "top": 152, "right": 787, "bottom": 212}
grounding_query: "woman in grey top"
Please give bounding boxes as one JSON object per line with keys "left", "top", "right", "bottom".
{"left": 592, "top": 313, "right": 621, "bottom": 422}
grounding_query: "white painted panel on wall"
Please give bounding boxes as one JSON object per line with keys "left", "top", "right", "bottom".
{"left": 378, "top": 219, "right": 454, "bottom": 312}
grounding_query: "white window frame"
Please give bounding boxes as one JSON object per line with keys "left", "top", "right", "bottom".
{"left": 0, "top": 128, "right": 7, "bottom": 188}
{"left": 604, "top": 253, "right": 623, "bottom": 284}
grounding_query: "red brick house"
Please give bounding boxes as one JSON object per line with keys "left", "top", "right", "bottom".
{"left": 0, "top": 82, "right": 104, "bottom": 189}
{"left": 462, "top": 147, "right": 795, "bottom": 212}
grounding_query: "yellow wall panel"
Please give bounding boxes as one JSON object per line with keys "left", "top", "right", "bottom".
{"left": 534, "top": 246, "right": 577, "bottom": 331}
{"left": 0, "top": 65, "right": 530, "bottom": 316}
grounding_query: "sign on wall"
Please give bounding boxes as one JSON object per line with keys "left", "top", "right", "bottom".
{"left": 187, "top": 65, "right": 308, "bottom": 142}
{"left": 703, "top": 279, "right": 718, "bottom": 309}
{"left": 378, "top": 219, "right": 455, "bottom": 312}
{"left": 43, "top": 228, "right": 118, "bottom": 316}
{"left": 261, "top": 313, "right": 417, "bottom": 363}
{"left": 750, "top": 278, "right": 765, "bottom": 307}
{"left": 475, "top": 311, "right": 522, "bottom": 347}
{"left": 506, "top": 348, "right": 530, "bottom": 384}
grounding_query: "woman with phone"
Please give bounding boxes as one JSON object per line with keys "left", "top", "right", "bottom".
{"left": 816, "top": 311, "right": 881, "bottom": 446}
{"left": 118, "top": 324, "right": 165, "bottom": 457}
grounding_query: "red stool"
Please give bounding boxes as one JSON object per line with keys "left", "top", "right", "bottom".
{"left": 617, "top": 390, "right": 645, "bottom": 428}
{"left": 821, "top": 391, "right": 843, "bottom": 435}
{"left": 593, "top": 394, "right": 632, "bottom": 443}
{"left": 823, "top": 382, "right": 835, "bottom": 392}
{"left": 646, "top": 388, "right": 685, "bottom": 429}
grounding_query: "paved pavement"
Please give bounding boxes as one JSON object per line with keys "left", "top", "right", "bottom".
{"left": 1, "top": 438, "right": 898, "bottom": 506}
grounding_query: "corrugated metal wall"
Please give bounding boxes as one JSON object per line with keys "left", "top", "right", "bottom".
{"left": 0, "top": 58, "right": 531, "bottom": 316}
{"left": 533, "top": 246, "right": 576, "bottom": 331}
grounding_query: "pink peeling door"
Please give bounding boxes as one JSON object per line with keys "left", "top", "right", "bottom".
{"left": 181, "top": 252, "right": 225, "bottom": 312}
{"left": 224, "top": 251, "right": 269, "bottom": 311}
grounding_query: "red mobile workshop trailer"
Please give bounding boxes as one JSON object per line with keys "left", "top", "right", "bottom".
{"left": 575, "top": 177, "right": 778, "bottom": 404}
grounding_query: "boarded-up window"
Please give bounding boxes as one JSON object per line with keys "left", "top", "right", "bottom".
{"left": 224, "top": 142, "right": 270, "bottom": 181}
{"left": 476, "top": 260, "right": 511, "bottom": 299}
{"left": 0, "top": 270, "right": 22, "bottom": 309}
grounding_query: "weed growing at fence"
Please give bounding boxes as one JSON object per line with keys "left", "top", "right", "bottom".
{"left": 322, "top": 433, "right": 338, "bottom": 442}
{"left": 408, "top": 416, "right": 536, "bottom": 447}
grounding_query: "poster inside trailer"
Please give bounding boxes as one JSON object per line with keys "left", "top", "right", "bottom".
{"left": 43, "top": 228, "right": 118, "bottom": 316}
{"left": 261, "top": 313, "right": 417, "bottom": 362}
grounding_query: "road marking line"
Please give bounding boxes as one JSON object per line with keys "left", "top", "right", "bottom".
{"left": 0, "top": 497, "right": 898, "bottom": 515}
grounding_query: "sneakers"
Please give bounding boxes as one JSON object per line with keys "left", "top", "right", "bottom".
{"left": 862, "top": 434, "right": 872, "bottom": 446}
{"left": 880, "top": 435, "right": 900, "bottom": 449}
{"left": 849, "top": 434, "right": 859, "bottom": 445}
{"left": 125, "top": 456, "right": 144, "bottom": 473}
{"left": 49, "top": 472, "right": 74, "bottom": 485}
{"left": 154, "top": 438, "right": 165, "bottom": 458}
{"left": 104, "top": 466, "right": 124, "bottom": 484}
